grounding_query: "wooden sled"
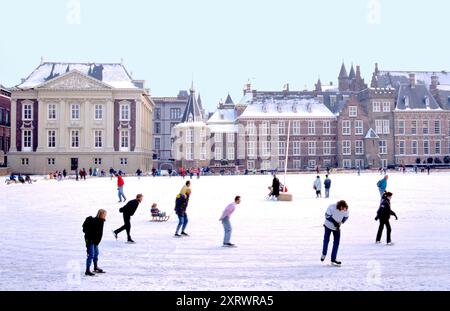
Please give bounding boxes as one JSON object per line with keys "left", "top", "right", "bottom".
{"left": 278, "top": 193, "right": 293, "bottom": 202}
{"left": 150, "top": 215, "right": 170, "bottom": 222}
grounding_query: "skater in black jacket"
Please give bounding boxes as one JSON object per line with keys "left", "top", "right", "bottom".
{"left": 113, "top": 194, "right": 143, "bottom": 243}
{"left": 375, "top": 191, "right": 398, "bottom": 245}
{"left": 82, "top": 209, "right": 107, "bottom": 276}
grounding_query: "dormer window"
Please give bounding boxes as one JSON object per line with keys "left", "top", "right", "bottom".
{"left": 292, "top": 104, "right": 297, "bottom": 113}
{"left": 220, "top": 113, "right": 224, "bottom": 120}
{"left": 424, "top": 96, "right": 430, "bottom": 108}
{"left": 404, "top": 96, "right": 410, "bottom": 108}
{"left": 277, "top": 104, "right": 282, "bottom": 113}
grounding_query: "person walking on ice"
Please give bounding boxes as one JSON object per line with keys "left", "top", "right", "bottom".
{"left": 219, "top": 196, "right": 241, "bottom": 247}
{"left": 377, "top": 175, "right": 388, "bottom": 197}
{"left": 321, "top": 200, "right": 349, "bottom": 266}
{"left": 324, "top": 175, "right": 331, "bottom": 198}
{"left": 375, "top": 191, "right": 398, "bottom": 245}
{"left": 82, "top": 209, "right": 107, "bottom": 276}
{"left": 314, "top": 176, "right": 322, "bottom": 198}
{"left": 113, "top": 194, "right": 143, "bottom": 243}
{"left": 116, "top": 173, "right": 126, "bottom": 202}
{"left": 174, "top": 191, "right": 190, "bottom": 237}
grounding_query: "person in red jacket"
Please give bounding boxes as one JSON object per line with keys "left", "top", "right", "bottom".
{"left": 116, "top": 174, "right": 126, "bottom": 202}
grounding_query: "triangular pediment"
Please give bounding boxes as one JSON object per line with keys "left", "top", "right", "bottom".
{"left": 37, "top": 70, "right": 113, "bottom": 90}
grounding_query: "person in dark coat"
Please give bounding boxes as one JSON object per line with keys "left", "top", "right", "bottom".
{"left": 174, "top": 191, "right": 190, "bottom": 237}
{"left": 375, "top": 191, "right": 398, "bottom": 245}
{"left": 113, "top": 194, "right": 143, "bottom": 243}
{"left": 272, "top": 175, "right": 280, "bottom": 199}
{"left": 83, "top": 209, "right": 107, "bottom": 276}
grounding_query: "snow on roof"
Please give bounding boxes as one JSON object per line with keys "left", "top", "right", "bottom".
{"left": 174, "top": 121, "right": 207, "bottom": 128}
{"left": 239, "top": 98, "right": 335, "bottom": 119}
{"left": 17, "top": 62, "right": 139, "bottom": 89}
{"left": 321, "top": 85, "right": 339, "bottom": 92}
{"left": 377, "top": 70, "right": 450, "bottom": 88}
{"left": 237, "top": 92, "right": 253, "bottom": 106}
{"left": 207, "top": 108, "right": 237, "bottom": 123}
{"left": 208, "top": 124, "right": 238, "bottom": 133}
{"left": 436, "top": 84, "right": 450, "bottom": 91}
{"left": 365, "top": 128, "right": 379, "bottom": 139}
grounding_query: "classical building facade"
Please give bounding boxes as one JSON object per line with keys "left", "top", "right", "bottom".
{"left": 9, "top": 62, "right": 155, "bottom": 174}
{"left": 152, "top": 91, "right": 188, "bottom": 169}
{"left": 0, "top": 85, "right": 11, "bottom": 166}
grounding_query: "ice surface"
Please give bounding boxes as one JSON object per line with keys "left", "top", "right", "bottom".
{"left": 1, "top": 172, "right": 449, "bottom": 290}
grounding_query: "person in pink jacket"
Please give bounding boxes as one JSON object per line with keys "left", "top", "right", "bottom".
{"left": 219, "top": 196, "right": 241, "bottom": 247}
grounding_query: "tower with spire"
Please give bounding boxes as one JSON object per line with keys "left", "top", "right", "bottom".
{"left": 338, "top": 62, "right": 350, "bottom": 91}
{"left": 172, "top": 81, "right": 210, "bottom": 168}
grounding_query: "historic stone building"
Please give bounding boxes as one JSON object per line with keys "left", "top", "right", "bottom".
{"left": 152, "top": 91, "right": 188, "bottom": 170}
{"left": 171, "top": 84, "right": 210, "bottom": 169}
{"left": 207, "top": 94, "right": 239, "bottom": 170}
{"left": 0, "top": 85, "right": 11, "bottom": 166}
{"left": 9, "top": 62, "right": 155, "bottom": 174}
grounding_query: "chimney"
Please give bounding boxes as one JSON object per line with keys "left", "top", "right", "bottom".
{"left": 431, "top": 74, "right": 439, "bottom": 91}
{"left": 409, "top": 73, "right": 416, "bottom": 88}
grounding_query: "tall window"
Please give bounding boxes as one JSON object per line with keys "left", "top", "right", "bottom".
{"left": 260, "top": 122, "right": 270, "bottom": 136}
{"left": 247, "top": 160, "right": 255, "bottom": 170}
{"left": 153, "top": 137, "right": 160, "bottom": 150}
{"left": 308, "top": 121, "right": 315, "bottom": 135}
{"left": 186, "top": 129, "right": 193, "bottom": 143}
{"left": 227, "top": 147, "right": 235, "bottom": 160}
{"left": 355, "top": 120, "right": 363, "bottom": 135}
{"left": 423, "top": 140, "right": 429, "bottom": 155}
{"left": 375, "top": 120, "right": 383, "bottom": 134}
{"left": 423, "top": 120, "right": 429, "bottom": 135}
{"left": 323, "top": 141, "right": 332, "bottom": 155}
{"left": 261, "top": 141, "right": 271, "bottom": 157}
{"left": 215, "top": 146, "right": 222, "bottom": 160}
{"left": 398, "top": 120, "right": 405, "bottom": 135}
{"left": 307, "top": 141, "right": 316, "bottom": 156}
{"left": 200, "top": 147, "right": 206, "bottom": 160}
{"left": 120, "top": 103, "right": 130, "bottom": 121}
{"left": 342, "top": 120, "right": 351, "bottom": 135}
{"left": 349, "top": 106, "right": 357, "bottom": 117}
{"left": 23, "top": 130, "right": 32, "bottom": 150}
{"left": 47, "top": 130, "right": 56, "bottom": 148}
{"left": 48, "top": 104, "right": 57, "bottom": 120}
{"left": 227, "top": 133, "right": 235, "bottom": 143}
{"left": 154, "top": 122, "right": 161, "bottom": 134}
{"left": 155, "top": 108, "right": 161, "bottom": 120}
{"left": 247, "top": 141, "right": 257, "bottom": 157}
{"left": 382, "top": 120, "right": 390, "bottom": 134}
{"left": 292, "top": 121, "right": 301, "bottom": 135}
{"left": 120, "top": 130, "right": 129, "bottom": 150}
{"left": 342, "top": 141, "right": 351, "bottom": 155}
{"left": 186, "top": 146, "right": 193, "bottom": 160}
{"left": 170, "top": 108, "right": 181, "bottom": 120}
{"left": 308, "top": 160, "right": 316, "bottom": 168}
{"left": 247, "top": 122, "right": 256, "bottom": 136}
{"left": 293, "top": 160, "right": 302, "bottom": 169}
{"left": 71, "top": 104, "right": 80, "bottom": 120}
{"left": 278, "top": 141, "right": 286, "bottom": 156}
{"left": 23, "top": 103, "right": 33, "bottom": 120}
{"left": 434, "top": 120, "right": 441, "bottom": 134}
{"left": 293, "top": 141, "right": 301, "bottom": 156}
{"left": 373, "top": 102, "right": 381, "bottom": 112}
{"left": 343, "top": 159, "right": 352, "bottom": 168}
{"left": 411, "top": 141, "right": 418, "bottom": 155}
{"left": 71, "top": 130, "right": 80, "bottom": 148}
{"left": 94, "top": 130, "right": 103, "bottom": 148}
{"left": 355, "top": 140, "right": 364, "bottom": 155}
{"left": 383, "top": 102, "right": 391, "bottom": 112}
{"left": 278, "top": 121, "right": 285, "bottom": 135}
{"left": 215, "top": 133, "right": 222, "bottom": 143}
{"left": 399, "top": 141, "right": 405, "bottom": 155}
{"left": 435, "top": 141, "right": 441, "bottom": 155}
{"left": 411, "top": 120, "right": 417, "bottom": 135}
{"left": 94, "top": 104, "right": 103, "bottom": 120}
{"left": 323, "top": 121, "right": 331, "bottom": 135}
{"left": 379, "top": 140, "right": 387, "bottom": 155}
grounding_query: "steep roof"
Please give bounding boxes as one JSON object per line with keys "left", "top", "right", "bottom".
{"left": 349, "top": 65, "right": 356, "bottom": 80}
{"left": 16, "top": 62, "right": 140, "bottom": 89}
{"left": 225, "top": 94, "right": 234, "bottom": 105}
{"left": 339, "top": 63, "right": 348, "bottom": 78}
{"left": 180, "top": 85, "right": 204, "bottom": 123}
{"left": 374, "top": 70, "right": 450, "bottom": 89}
{"left": 396, "top": 84, "right": 441, "bottom": 110}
